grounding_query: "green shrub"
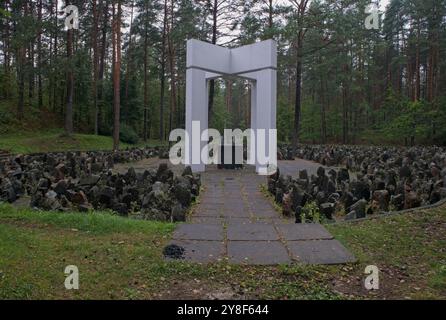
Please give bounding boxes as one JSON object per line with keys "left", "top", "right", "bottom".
{"left": 0, "top": 107, "right": 19, "bottom": 135}
{"left": 301, "top": 201, "right": 321, "bottom": 223}
{"left": 119, "top": 124, "right": 139, "bottom": 145}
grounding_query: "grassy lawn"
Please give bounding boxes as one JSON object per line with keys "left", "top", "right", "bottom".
{"left": 0, "top": 130, "right": 166, "bottom": 154}
{"left": 327, "top": 209, "right": 446, "bottom": 299}
{"left": 0, "top": 203, "right": 445, "bottom": 300}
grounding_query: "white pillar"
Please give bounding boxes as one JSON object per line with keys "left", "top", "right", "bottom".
{"left": 185, "top": 68, "right": 207, "bottom": 172}
{"left": 255, "top": 69, "right": 277, "bottom": 174}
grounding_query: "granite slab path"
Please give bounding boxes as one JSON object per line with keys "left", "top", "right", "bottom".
{"left": 168, "top": 166, "right": 356, "bottom": 265}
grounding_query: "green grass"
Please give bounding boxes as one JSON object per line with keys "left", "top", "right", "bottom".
{"left": 0, "top": 205, "right": 174, "bottom": 235}
{"left": 327, "top": 209, "right": 446, "bottom": 268}
{"left": 0, "top": 130, "right": 166, "bottom": 154}
{"left": 0, "top": 204, "right": 176, "bottom": 299}
{"left": 327, "top": 209, "right": 446, "bottom": 299}
{"left": 0, "top": 203, "right": 445, "bottom": 300}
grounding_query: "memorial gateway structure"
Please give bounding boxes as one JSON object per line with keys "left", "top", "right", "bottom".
{"left": 184, "top": 39, "right": 278, "bottom": 175}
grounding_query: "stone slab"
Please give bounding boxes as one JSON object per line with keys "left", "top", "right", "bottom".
{"left": 249, "top": 198, "right": 275, "bottom": 205}
{"left": 250, "top": 209, "right": 278, "bottom": 218}
{"left": 169, "top": 240, "right": 225, "bottom": 263}
{"left": 249, "top": 205, "right": 276, "bottom": 212}
{"left": 224, "top": 194, "right": 245, "bottom": 200}
{"left": 221, "top": 209, "right": 252, "bottom": 218}
{"left": 276, "top": 224, "right": 334, "bottom": 241}
{"left": 197, "top": 203, "right": 224, "bottom": 210}
{"left": 287, "top": 240, "right": 356, "bottom": 265}
{"left": 228, "top": 241, "right": 291, "bottom": 265}
{"left": 199, "top": 197, "right": 226, "bottom": 205}
{"left": 193, "top": 208, "right": 222, "bottom": 218}
{"left": 173, "top": 224, "right": 224, "bottom": 241}
{"left": 249, "top": 218, "right": 276, "bottom": 224}
{"left": 223, "top": 200, "right": 247, "bottom": 207}
{"left": 225, "top": 217, "right": 254, "bottom": 225}
{"left": 189, "top": 217, "right": 224, "bottom": 224}
{"left": 227, "top": 223, "right": 279, "bottom": 241}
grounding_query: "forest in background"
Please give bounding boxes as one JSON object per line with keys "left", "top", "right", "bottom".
{"left": 0, "top": 0, "right": 446, "bottom": 149}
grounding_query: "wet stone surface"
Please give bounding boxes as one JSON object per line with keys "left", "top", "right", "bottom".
{"left": 173, "top": 224, "right": 224, "bottom": 241}
{"left": 276, "top": 224, "right": 334, "bottom": 241}
{"left": 168, "top": 240, "right": 225, "bottom": 263}
{"left": 166, "top": 165, "right": 356, "bottom": 265}
{"left": 228, "top": 241, "right": 291, "bottom": 265}
{"left": 227, "top": 223, "right": 279, "bottom": 241}
{"left": 287, "top": 240, "right": 357, "bottom": 265}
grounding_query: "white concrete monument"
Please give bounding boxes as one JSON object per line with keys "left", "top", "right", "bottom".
{"left": 185, "top": 39, "right": 277, "bottom": 174}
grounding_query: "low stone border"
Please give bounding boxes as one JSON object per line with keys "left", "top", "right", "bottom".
{"left": 333, "top": 198, "right": 446, "bottom": 225}
{"left": 0, "top": 148, "right": 200, "bottom": 222}
{"left": 269, "top": 150, "right": 446, "bottom": 224}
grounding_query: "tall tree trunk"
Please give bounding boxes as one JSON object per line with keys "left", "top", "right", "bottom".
{"left": 2, "top": 0, "right": 11, "bottom": 99}
{"left": 17, "top": 1, "right": 28, "bottom": 120}
{"left": 97, "top": 0, "right": 108, "bottom": 133}
{"left": 27, "top": 1, "right": 34, "bottom": 102}
{"left": 124, "top": 0, "right": 134, "bottom": 102}
{"left": 25, "top": 1, "right": 34, "bottom": 105}
{"left": 177, "top": 80, "right": 183, "bottom": 128}
{"left": 65, "top": 3, "right": 74, "bottom": 137}
{"left": 37, "top": 0, "right": 43, "bottom": 109}
{"left": 28, "top": 45, "right": 34, "bottom": 101}
{"left": 320, "top": 76, "right": 327, "bottom": 144}
{"left": 414, "top": 21, "right": 421, "bottom": 101}
{"left": 48, "top": 0, "right": 54, "bottom": 109}
{"left": 292, "top": 1, "right": 310, "bottom": 149}
{"left": 159, "top": 0, "right": 168, "bottom": 140}
{"left": 92, "top": 0, "right": 100, "bottom": 134}
{"left": 427, "top": 4, "right": 440, "bottom": 103}
{"left": 342, "top": 83, "right": 347, "bottom": 145}
{"left": 247, "top": 84, "right": 252, "bottom": 127}
{"left": 226, "top": 79, "right": 232, "bottom": 113}
{"left": 208, "top": 0, "right": 218, "bottom": 120}
{"left": 292, "top": 41, "right": 302, "bottom": 149}
{"left": 53, "top": 0, "right": 59, "bottom": 113}
{"left": 112, "top": 0, "right": 122, "bottom": 150}
{"left": 287, "top": 73, "right": 292, "bottom": 110}
{"left": 167, "top": 0, "right": 177, "bottom": 134}
{"left": 143, "top": 1, "right": 150, "bottom": 141}
{"left": 17, "top": 46, "right": 26, "bottom": 120}
{"left": 268, "top": 0, "right": 273, "bottom": 30}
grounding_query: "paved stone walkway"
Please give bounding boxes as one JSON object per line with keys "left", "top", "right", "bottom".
{"left": 168, "top": 166, "right": 356, "bottom": 265}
